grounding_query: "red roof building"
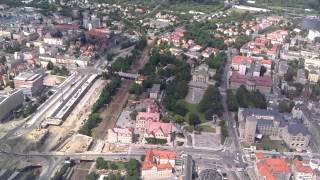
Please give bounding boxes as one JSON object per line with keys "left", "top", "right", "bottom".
{"left": 292, "top": 159, "right": 314, "bottom": 180}
{"left": 142, "top": 149, "right": 176, "bottom": 179}
{"left": 255, "top": 154, "right": 291, "bottom": 180}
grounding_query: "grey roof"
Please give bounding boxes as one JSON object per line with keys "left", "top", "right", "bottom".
{"left": 287, "top": 123, "right": 309, "bottom": 136}
{"left": 242, "top": 108, "right": 281, "bottom": 119}
{"left": 257, "top": 119, "right": 273, "bottom": 126}
{"left": 151, "top": 84, "right": 160, "bottom": 93}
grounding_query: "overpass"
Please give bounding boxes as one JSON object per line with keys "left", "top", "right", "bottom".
{"left": 117, "top": 72, "right": 140, "bottom": 80}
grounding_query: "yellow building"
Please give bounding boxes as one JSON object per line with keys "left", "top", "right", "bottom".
{"left": 308, "top": 70, "right": 319, "bottom": 83}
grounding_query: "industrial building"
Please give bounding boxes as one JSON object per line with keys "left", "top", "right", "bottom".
{"left": 13, "top": 70, "right": 44, "bottom": 97}
{"left": 0, "top": 89, "right": 24, "bottom": 122}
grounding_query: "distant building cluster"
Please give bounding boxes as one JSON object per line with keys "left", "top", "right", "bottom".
{"left": 239, "top": 108, "right": 311, "bottom": 151}
{"left": 255, "top": 153, "right": 320, "bottom": 180}
{"left": 229, "top": 55, "right": 273, "bottom": 94}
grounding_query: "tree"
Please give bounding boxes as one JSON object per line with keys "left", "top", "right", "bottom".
{"left": 109, "top": 163, "right": 118, "bottom": 170}
{"left": 226, "top": 90, "right": 238, "bottom": 112}
{"left": 188, "top": 113, "right": 201, "bottom": 127}
{"left": 199, "top": 85, "right": 222, "bottom": 114}
{"left": 86, "top": 172, "right": 99, "bottom": 180}
{"left": 175, "top": 101, "right": 188, "bottom": 116}
{"left": 278, "top": 100, "right": 294, "bottom": 113}
{"left": 129, "top": 83, "right": 142, "bottom": 95}
{"left": 205, "top": 109, "right": 214, "bottom": 120}
{"left": 46, "top": 61, "right": 54, "bottom": 70}
{"left": 96, "top": 157, "right": 109, "bottom": 169}
{"left": 233, "top": 35, "right": 250, "bottom": 49}
{"left": 260, "top": 66, "right": 267, "bottom": 76}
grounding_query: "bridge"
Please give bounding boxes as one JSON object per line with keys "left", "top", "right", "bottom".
{"left": 117, "top": 72, "right": 140, "bottom": 80}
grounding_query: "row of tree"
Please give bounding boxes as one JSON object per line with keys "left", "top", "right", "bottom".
{"left": 91, "top": 76, "right": 121, "bottom": 113}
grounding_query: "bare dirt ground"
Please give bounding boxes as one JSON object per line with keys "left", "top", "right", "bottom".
{"left": 43, "top": 74, "right": 66, "bottom": 86}
{"left": 40, "top": 79, "right": 107, "bottom": 151}
{"left": 94, "top": 39, "right": 154, "bottom": 140}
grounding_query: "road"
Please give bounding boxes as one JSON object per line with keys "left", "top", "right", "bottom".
{"left": 218, "top": 48, "right": 248, "bottom": 179}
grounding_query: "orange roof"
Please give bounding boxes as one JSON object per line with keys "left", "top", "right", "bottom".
{"left": 260, "top": 59, "right": 272, "bottom": 65}
{"left": 257, "top": 162, "right": 276, "bottom": 180}
{"left": 256, "top": 155, "right": 290, "bottom": 180}
{"left": 232, "top": 55, "right": 253, "bottom": 65}
{"left": 256, "top": 153, "right": 264, "bottom": 159}
{"left": 293, "top": 159, "right": 313, "bottom": 174}
{"left": 142, "top": 149, "right": 176, "bottom": 170}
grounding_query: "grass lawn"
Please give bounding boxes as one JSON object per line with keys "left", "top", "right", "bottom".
{"left": 198, "top": 124, "right": 216, "bottom": 133}
{"left": 173, "top": 99, "right": 206, "bottom": 122}
{"left": 168, "top": 1, "right": 223, "bottom": 14}
{"left": 254, "top": 136, "right": 289, "bottom": 152}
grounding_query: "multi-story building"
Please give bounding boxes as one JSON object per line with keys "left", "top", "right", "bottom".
{"left": 141, "top": 149, "right": 176, "bottom": 180}
{"left": 135, "top": 111, "right": 160, "bottom": 131}
{"left": 43, "top": 33, "right": 65, "bottom": 46}
{"left": 307, "top": 65, "right": 320, "bottom": 83}
{"left": 14, "top": 70, "right": 44, "bottom": 97}
{"left": 144, "top": 121, "right": 172, "bottom": 143}
{"left": 229, "top": 55, "right": 273, "bottom": 94}
{"left": 239, "top": 108, "right": 311, "bottom": 151}
{"left": 107, "top": 127, "right": 133, "bottom": 144}
{"left": 189, "top": 64, "right": 215, "bottom": 89}
{"left": 229, "top": 72, "right": 272, "bottom": 94}
{"left": 150, "top": 84, "right": 161, "bottom": 99}
{"left": 281, "top": 124, "right": 310, "bottom": 151}
{"left": 0, "top": 89, "right": 24, "bottom": 122}
{"left": 292, "top": 159, "right": 314, "bottom": 180}
{"left": 255, "top": 153, "right": 291, "bottom": 180}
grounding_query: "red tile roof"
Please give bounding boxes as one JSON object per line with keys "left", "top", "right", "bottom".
{"left": 232, "top": 55, "right": 253, "bottom": 65}
{"left": 293, "top": 159, "right": 313, "bottom": 174}
{"left": 229, "top": 72, "right": 272, "bottom": 87}
{"left": 53, "top": 23, "right": 80, "bottom": 30}
{"left": 147, "top": 121, "right": 172, "bottom": 137}
{"left": 142, "top": 149, "right": 176, "bottom": 170}
{"left": 256, "top": 155, "right": 290, "bottom": 180}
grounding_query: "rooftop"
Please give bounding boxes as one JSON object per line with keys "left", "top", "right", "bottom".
{"left": 14, "top": 70, "right": 43, "bottom": 81}
{"left": 293, "top": 159, "right": 313, "bottom": 174}
{"left": 142, "top": 149, "right": 176, "bottom": 170}
{"left": 287, "top": 123, "right": 309, "bottom": 136}
{"left": 256, "top": 154, "right": 290, "bottom": 180}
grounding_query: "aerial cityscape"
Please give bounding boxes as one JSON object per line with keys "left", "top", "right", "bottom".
{"left": 0, "top": 0, "right": 320, "bottom": 180}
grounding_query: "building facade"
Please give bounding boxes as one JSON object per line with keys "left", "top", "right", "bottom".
{"left": 239, "top": 108, "right": 311, "bottom": 151}
{"left": 0, "top": 89, "right": 24, "bottom": 122}
{"left": 14, "top": 70, "right": 44, "bottom": 97}
{"left": 107, "top": 127, "right": 133, "bottom": 144}
{"left": 142, "top": 149, "right": 176, "bottom": 180}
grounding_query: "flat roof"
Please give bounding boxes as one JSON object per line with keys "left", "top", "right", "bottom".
{"left": 14, "top": 72, "right": 40, "bottom": 81}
